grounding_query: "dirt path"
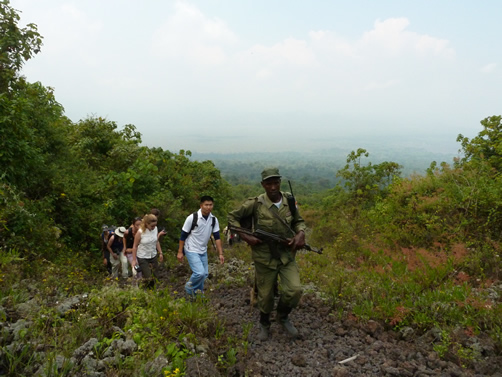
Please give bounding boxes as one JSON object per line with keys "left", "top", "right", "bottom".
{"left": 209, "top": 286, "right": 501, "bottom": 377}
{"left": 166, "top": 261, "right": 502, "bottom": 377}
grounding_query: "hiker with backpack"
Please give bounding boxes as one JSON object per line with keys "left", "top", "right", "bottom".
{"left": 177, "top": 195, "right": 225, "bottom": 297}
{"left": 227, "top": 167, "right": 306, "bottom": 340}
{"left": 107, "top": 226, "right": 129, "bottom": 279}
{"left": 101, "top": 225, "right": 113, "bottom": 275}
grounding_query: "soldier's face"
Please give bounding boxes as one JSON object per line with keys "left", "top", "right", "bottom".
{"left": 262, "top": 178, "right": 282, "bottom": 203}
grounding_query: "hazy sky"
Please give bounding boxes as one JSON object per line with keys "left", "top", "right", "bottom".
{"left": 11, "top": 0, "right": 502, "bottom": 154}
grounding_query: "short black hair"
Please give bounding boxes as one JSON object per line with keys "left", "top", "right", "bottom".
{"left": 200, "top": 195, "right": 214, "bottom": 203}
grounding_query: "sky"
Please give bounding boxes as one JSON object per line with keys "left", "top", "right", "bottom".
{"left": 11, "top": 0, "right": 502, "bottom": 154}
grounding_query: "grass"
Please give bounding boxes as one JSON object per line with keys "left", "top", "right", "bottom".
{"left": 295, "top": 234, "right": 502, "bottom": 366}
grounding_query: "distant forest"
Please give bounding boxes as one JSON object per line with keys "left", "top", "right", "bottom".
{"left": 192, "top": 146, "right": 458, "bottom": 191}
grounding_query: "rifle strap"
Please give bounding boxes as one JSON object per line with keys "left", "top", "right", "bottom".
{"left": 251, "top": 192, "right": 294, "bottom": 231}
{"left": 266, "top": 198, "right": 297, "bottom": 237}
{"left": 251, "top": 197, "right": 261, "bottom": 231}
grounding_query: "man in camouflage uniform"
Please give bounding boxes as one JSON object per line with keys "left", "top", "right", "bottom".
{"left": 228, "top": 167, "right": 306, "bottom": 340}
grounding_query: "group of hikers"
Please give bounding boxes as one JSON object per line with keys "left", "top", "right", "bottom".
{"left": 100, "top": 168, "right": 308, "bottom": 340}
{"left": 100, "top": 210, "right": 166, "bottom": 281}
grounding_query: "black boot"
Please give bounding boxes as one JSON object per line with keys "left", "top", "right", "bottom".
{"left": 257, "top": 312, "right": 270, "bottom": 341}
{"left": 277, "top": 303, "right": 298, "bottom": 338}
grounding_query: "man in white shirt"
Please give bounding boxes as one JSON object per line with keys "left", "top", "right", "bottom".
{"left": 177, "top": 196, "right": 225, "bottom": 296}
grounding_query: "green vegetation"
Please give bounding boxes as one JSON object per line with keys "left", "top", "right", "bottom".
{"left": 295, "top": 117, "right": 502, "bottom": 366}
{"left": 1, "top": 1, "right": 502, "bottom": 373}
{"left": 0, "top": 249, "right": 249, "bottom": 376}
{"left": 0, "top": 0, "right": 231, "bottom": 257}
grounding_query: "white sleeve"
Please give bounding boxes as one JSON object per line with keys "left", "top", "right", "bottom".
{"left": 181, "top": 215, "right": 193, "bottom": 233}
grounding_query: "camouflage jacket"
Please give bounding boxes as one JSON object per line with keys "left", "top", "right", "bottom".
{"left": 228, "top": 192, "right": 306, "bottom": 268}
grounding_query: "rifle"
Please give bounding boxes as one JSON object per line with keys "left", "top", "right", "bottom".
{"left": 288, "top": 180, "right": 296, "bottom": 203}
{"left": 228, "top": 225, "right": 323, "bottom": 255}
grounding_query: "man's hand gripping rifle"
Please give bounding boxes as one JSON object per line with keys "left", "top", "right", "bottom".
{"left": 228, "top": 225, "right": 323, "bottom": 254}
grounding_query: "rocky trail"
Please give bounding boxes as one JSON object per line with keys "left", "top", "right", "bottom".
{"left": 1, "top": 259, "right": 501, "bottom": 376}
{"left": 168, "top": 259, "right": 502, "bottom": 377}
{"left": 205, "top": 285, "right": 501, "bottom": 377}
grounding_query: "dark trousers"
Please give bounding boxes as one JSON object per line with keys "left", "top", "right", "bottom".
{"left": 104, "top": 250, "right": 112, "bottom": 275}
{"left": 137, "top": 256, "right": 159, "bottom": 279}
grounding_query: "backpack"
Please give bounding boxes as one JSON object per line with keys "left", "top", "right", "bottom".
{"left": 125, "top": 226, "right": 135, "bottom": 249}
{"left": 188, "top": 212, "right": 216, "bottom": 235}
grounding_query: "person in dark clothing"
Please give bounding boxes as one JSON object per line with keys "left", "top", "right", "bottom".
{"left": 101, "top": 225, "right": 112, "bottom": 275}
{"left": 228, "top": 168, "right": 306, "bottom": 340}
{"left": 150, "top": 208, "right": 167, "bottom": 241}
{"left": 107, "top": 226, "right": 128, "bottom": 278}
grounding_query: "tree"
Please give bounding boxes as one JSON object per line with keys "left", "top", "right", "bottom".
{"left": 457, "top": 115, "right": 502, "bottom": 171}
{"left": 0, "top": 0, "right": 43, "bottom": 93}
{"left": 336, "top": 148, "right": 401, "bottom": 204}
{"left": 0, "top": 81, "right": 69, "bottom": 197}
{"left": 69, "top": 117, "right": 142, "bottom": 170}
{"left": 0, "top": 1, "right": 60, "bottom": 196}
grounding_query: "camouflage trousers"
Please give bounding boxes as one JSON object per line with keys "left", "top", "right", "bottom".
{"left": 254, "top": 260, "right": 302, "bottom": 314}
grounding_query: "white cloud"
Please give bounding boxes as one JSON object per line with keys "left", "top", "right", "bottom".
{"left": 255, "top": 68, "right": 272, "bottom": 79}
{"left": 363, "top": 79, "right": 400, "bottom": 91}
{"left": 359, "top": 18, "right": 454, "bottom": 58}
{"left": 360, "top": 18, "right": 411, "bottom": 54}
{"left": 308, "top": 30, "right": 355, "bottom": 59}
{"left": 243, "top": 37, "right": 317, "bottom": 74}
{"left": 151, "top": 1, "right": 237, "bottom": 65}
{"left": 38, "top": 4, "right": 103, "bottom": 66}
{"left": 241, "top": 17, "right": 455, "bottom": 86}
{"left": 232, "top": 17, "right": 455, "bottom": 104}
{"left": 480, "top": 63, "right": 497, "bottom": 73}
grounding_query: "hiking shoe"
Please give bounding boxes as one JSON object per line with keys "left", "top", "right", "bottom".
{"left": 257, "top": 324, "right": 270, "bottom": 341}
{"left": 280, "top": 318, "right": 299, "bottom": 338}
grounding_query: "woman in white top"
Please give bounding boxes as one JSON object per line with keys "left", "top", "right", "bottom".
{"left": 132, "top": 214, "right": 164, "bottom": 280}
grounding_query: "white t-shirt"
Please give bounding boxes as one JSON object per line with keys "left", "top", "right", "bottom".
{"left": 182, "top": 209, "right": 220, "bottom": 255}
{"left": 136, "top": 227, "right": 158, "bottom": 259}
{"left": 273, "top": 198, "right": 282, "bottom": 208}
